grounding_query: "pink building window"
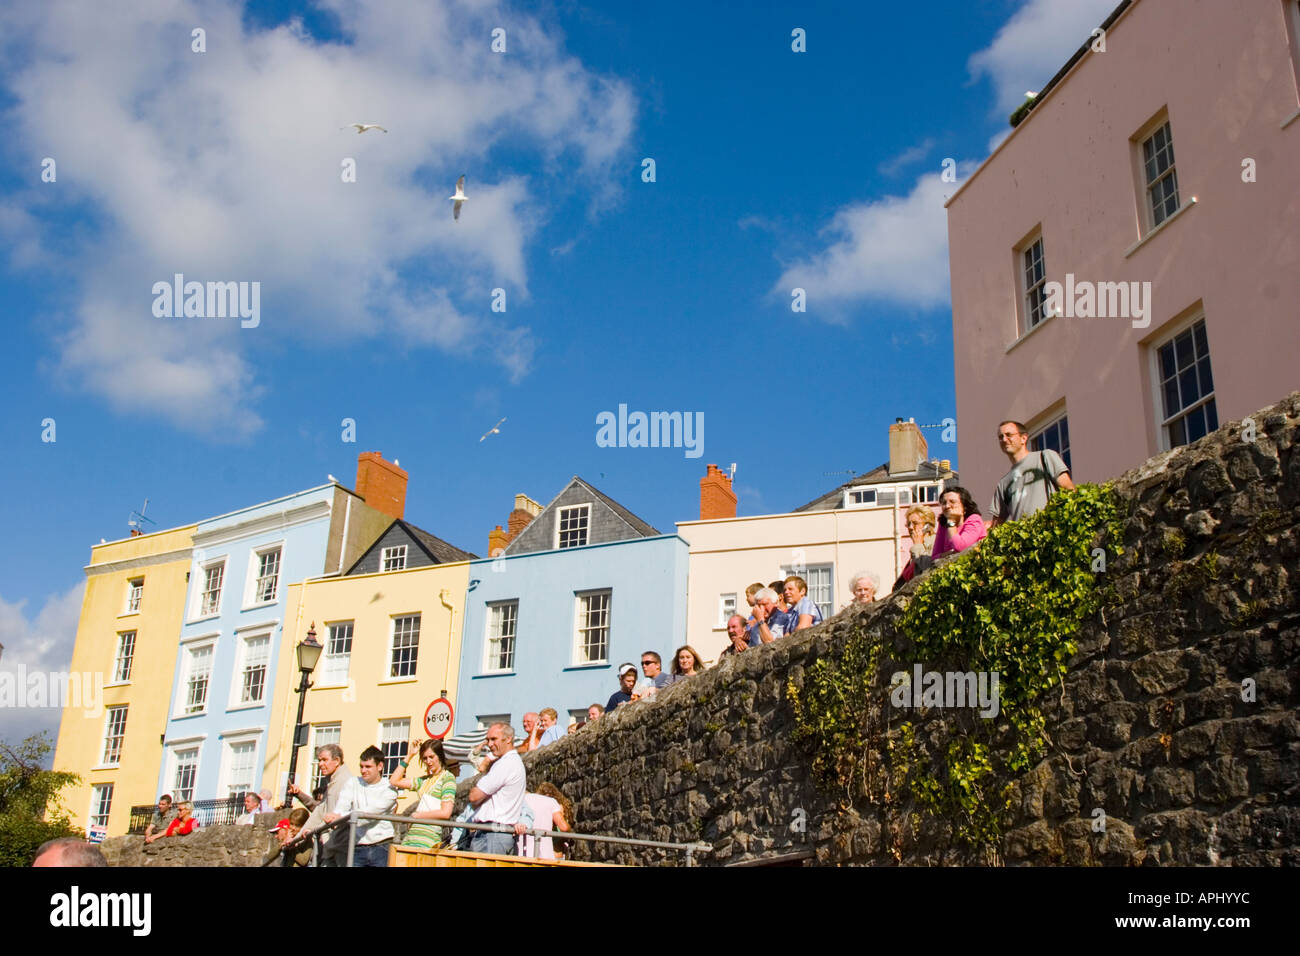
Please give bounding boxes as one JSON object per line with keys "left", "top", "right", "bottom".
{"left": 1141, "top": 121, "right": 1181, "bottom": 229}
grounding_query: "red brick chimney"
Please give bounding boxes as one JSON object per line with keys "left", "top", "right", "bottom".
{"left": 489, "top": 494, "right": 541, "bottom": 553}
{"left": 354, "top": 452, "right": 408, "bottom": 520}
{"left": 700, "top": 464, "right": 737, "bottom": 520}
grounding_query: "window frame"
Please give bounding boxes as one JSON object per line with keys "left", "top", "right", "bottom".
{"left": 100, "top": 705, "right": 128, "bottom": 767}
{"left": 717, "top": 592, "right": 738, "bottom": 629}
{"left": 165, "top": 742, "right": 203, "bottom": 804}
{"left": 124, "top": 577, "right": 144, "bottom": 615}
{"left": 110, "top": 630, "right": 136, "bottom": 685}
{"left": 387, "top": 613, "right": 421, "bottom": 679}
{"left": 1028, "top": 412, "right": 1072, "bottom": 473}
{"left": 781, "top": 563, "right": 834, "bottom": 621}
{"left": 243, "top": 543, "right": 283, "bottom": 608}
{"left": 89, "top": 782, "right": 114, "bottom": 832}
{"left": 1131, "top": 112, "right": 1180, "bottom": 235}
{"left": 320, "top": 620, "right": 354, "bottom": 687}
{"left": 176, "top": 639, "right": 217, "bottom": 718}
{"left": 378, "top": 718, "right": 410, "bottom": 776}
{"left": 843, "top": 487, "right": 877, "bottom": 508}
{"left": 555, "top": 503, "right": 592, "bottom": 550}
{"left": 218, "top": 733, "right": 261, "bottom": 799}
{"left": 1149, "top": 313, "right": 1218, "bottom": 452}
{"left": 484, "top": 600, "right": 519, "bottom": 673}
{"left": 574, "top": 589, "right": 612, "bottom": 665}
{"left": 231, "top": 630, "right": 272, "bottom": 708}
{"left": 381, "top": 545, "right": 408, "bottom": 572}
{"left": 309, "top": 723, "right": 342, "bottom": 793}
{"left": 195, "top": 558, "right": 227, "bottom": 619}
{"left": 1016, "top": 230, "right": 1050, "bottom": 336}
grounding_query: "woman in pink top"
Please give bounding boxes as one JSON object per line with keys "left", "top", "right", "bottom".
{"left": 932, "top": 487, "right": 987, "bottom": 558}
{"left": 514, "top": 783, "right": 574, "bottom": 860}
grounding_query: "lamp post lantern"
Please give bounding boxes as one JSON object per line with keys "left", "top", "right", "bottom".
{"left": 284, "top": 623, "right": 323, "bottom": 807}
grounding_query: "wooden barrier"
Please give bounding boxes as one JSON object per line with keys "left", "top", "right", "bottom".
{"left": 390, "top": 844, "right": 617, "bottom": 867}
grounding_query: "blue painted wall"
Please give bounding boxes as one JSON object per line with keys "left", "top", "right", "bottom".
{"left": 157, "top": 485, "right": 336, "bottom": 801}
{"left": 453, "top": 534, "right": 689, "bottom": 735}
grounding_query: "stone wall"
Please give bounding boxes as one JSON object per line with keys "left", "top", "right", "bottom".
{"left": 518, "top": 393, "right": 1300, "bottom": 866}
{"left": 101, "top": 814, "right": 282, "bottom": 867}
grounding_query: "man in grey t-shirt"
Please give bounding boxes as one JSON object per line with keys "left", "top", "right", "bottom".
{"left": 988, "top": 420, "right": 1076, "bottom": 528}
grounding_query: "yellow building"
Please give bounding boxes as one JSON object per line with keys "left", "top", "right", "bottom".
{"left": 52, "top": 525, "right": 197, "bottom": 836}
{"left": 267, "top": 556, "right": 472, "bottom": 798}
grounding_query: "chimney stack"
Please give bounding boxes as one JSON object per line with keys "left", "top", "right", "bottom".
{"left": 699, "top": 464, "right": 737, "bottom": 520}
{"left": 354, "top": 452, "right": 408, "bottom": 520}
{"left": 888, "top": 419, "right": 928, "bottom": 476}
{"left": 489, "top": 494, "right": 541, "bottom": 553}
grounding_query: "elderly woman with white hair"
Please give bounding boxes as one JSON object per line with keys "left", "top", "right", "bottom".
{"left": 846, "top": 571, "right": 880, "bottom": 608}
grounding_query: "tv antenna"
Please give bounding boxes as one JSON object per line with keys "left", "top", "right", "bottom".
{"left": 128, "top": 499, "right": 156, "bottom": 535}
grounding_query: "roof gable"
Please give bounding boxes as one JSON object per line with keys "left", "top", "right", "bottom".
{"left": 502, "top": 476, "right": 660, "bottom": 555}
{"left": 345, "top": 519, "right": 477, "bottom": 574}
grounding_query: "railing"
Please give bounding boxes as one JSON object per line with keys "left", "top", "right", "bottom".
{"left": 127, "top": 796, "right": 244, "bottom": 834}
{"left": 266, "top": 811, "right": 711, "bottom": 867}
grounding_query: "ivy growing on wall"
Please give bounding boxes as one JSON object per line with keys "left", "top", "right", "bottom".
{"left": 788, "top": 483, "right": 1125, "bottom": 851}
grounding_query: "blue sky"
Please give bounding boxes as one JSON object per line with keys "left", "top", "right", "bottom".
{"left": 0, "top": 0, "right": 1119, "bottom": 742}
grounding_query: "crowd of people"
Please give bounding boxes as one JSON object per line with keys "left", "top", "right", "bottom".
{"left": 116, "top": 423, "right": 1070, "bottom": 868}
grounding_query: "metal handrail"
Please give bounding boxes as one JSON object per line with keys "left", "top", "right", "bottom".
{"left": 297, "top": 811, "right": 711, "bottom": 867}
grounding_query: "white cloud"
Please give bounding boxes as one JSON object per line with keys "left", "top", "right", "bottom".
{"left": 773, "top": 170, "right": 959, "bottom": 313}
{"left": 0, "top": 583, "right": 85, "bottom": 745}
{"left": 0, "top": 0, "right": 635, "bottom": 437}
{"left": 877, "top": 138, "right": 936, "bottom": 177}
{"left": 968, "top": 0, "right": 1119, "bottom": 116}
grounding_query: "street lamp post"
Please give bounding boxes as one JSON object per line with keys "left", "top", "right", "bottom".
{"left": 284, "top": 623, "right": 324, "bottom": 808}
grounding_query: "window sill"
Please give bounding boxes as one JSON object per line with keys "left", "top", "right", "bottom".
{"left": 1282, "top": 107, "right": 1300, "bottom": 130}
{"left": 562, "top": 662, "right": 609, "bottom": 672}
{"left": 91, "top": 764, "right": 120, "bottom": 772}
{"left": 310, "top": 682, "right": 350, "bottom": 690}
{"left": 173, "top": 711, "right": 209, "bottom": 720}
{"left": 188, "top": 613, "right": 220, "bottom": 625}
{"left": 104, "top": 680, "right": 130, "bottom": 689}
{"left": 226, "top": 701, "right": 266, "bottom": 712}
{"left": 117, "top": 611, "right": 140, "bottom": 619}
{"left": 472, "top": 671, "right": 516, "bottom": 679}
{"left": 1005, "top": 311, "right": 1058, "bottom": 355}
{"left": 377, "top": 677, "right": 419, "bottom": 686}
{"left": 240, "top": 600, "right": 278, "bottom": 613}
{"left": 1124, "top": 197, "right": 1197, "bottom": 259}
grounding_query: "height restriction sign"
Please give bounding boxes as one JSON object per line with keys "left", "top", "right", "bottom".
{"left": 424, "top": 698, "right": 453, "bottom": 739}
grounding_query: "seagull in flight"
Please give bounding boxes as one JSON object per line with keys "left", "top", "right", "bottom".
{"left": 450, "top": 175, "right": 468, "bottom": 221}
{"left": 479, "top": 417, "right": 506, "bottom": 442}
{"left": 342, "top": 123, "right": 388, "bottom": 134}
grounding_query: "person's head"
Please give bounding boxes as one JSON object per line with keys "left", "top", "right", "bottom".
{"left": 997, "top": 420, "right": 1029, "bottom": 460}
{"left": 316, "top": 743, "right": 343, "bottom": 778}
{"left": 726, "top": 614, "right": 748, "bottom": 641}
{"left": 157, "top": 794, "right": 173, "bottom": 814}
{"left": 783, "top": 575, "right": 808, "bottom": 607}
{"left": 744, "top": 582, "right": 765, "bottom": 607}
{"left": 539, "top": 708, "right": 558, "bottom": 728}
{"left": 640, "top": 651, "right": 662, "bottom": 678}
{"left": 485, "top": 722, "right": 515, "bottom": 756}
{"left": 521, "top": 712, "right": 538, "bottom": 734}
{"left": 535, "top": 782, "right": 575, "bottom": 831}
{"left": 32, "top": 838, "right": 108, "bottom": 868}
{"left": 243, "top": 791, "right": 261, "bottom": 813}
{"left": 768, "top": 581, "right": 786, "bottom": 604}
{"left": 905, "top": 505, "right": 937, "bottom": 544}
{"left": 587, "top": 704, "right": 604, "bottom": 722}
{"left": 278, "top": 807, "right": 310, "bottom": 843}
{"left": 259, "top": 789, "right": 272, "bottom": 804}
{"left": 358, "top": 745, "right": 385, "bottom": 783}
{"left": 940, "top": 486, "right": 981, "bottom": 524}
{"left": 850, "top": 571, "right": 880, "bottom": 605}
{"left": 754, "top": 587, "right": 779, "bottom": 614}
{"left": 176, "top": 802, "right": 193, "bottom": 819}
{"left": 673, "top": 645, "right": 703, "bottom": 676}
{"left": 617, "top": 663, "right": 637, "bottom": 692}
{"left": 418, "top": 739, "right": 447, "bottom": 775}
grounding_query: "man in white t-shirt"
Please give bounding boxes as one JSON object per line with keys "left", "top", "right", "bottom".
{"left": 327, "top": 745, "right": 398, "bottom": 867}
{"left": 468, "top": 722, "right": 526, "bottom": 856}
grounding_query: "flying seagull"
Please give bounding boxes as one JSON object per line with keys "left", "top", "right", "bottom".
{"left": 450, "top": 175, "right": 468, "bottom": 221}
{"left": 341, "top": 123, "right": 388, "bottom": 134}
{"left": 479, "top": 417, "right": 506, "bottom": 442}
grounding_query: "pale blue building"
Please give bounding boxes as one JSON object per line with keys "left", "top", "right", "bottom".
{"left": 454, "top": 477, "right": 689, "bottom": 736}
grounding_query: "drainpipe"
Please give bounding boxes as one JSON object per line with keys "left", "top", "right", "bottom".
{"left": 439, "top": 589, "right": 456, "bottom": 700}
{"left": 336, "top": 493, "right": 352, "bottom": 574}
{"left": 892, "top": 495, "right": 901, "bottom": 585}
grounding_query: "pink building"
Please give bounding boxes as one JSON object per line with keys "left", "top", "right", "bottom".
{"left": 946, "top": 0, "right": 1300, "bottom": 502}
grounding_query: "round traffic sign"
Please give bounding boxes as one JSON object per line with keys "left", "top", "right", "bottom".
{"left": 424, "top": 697, "right": 454, "bottom": 739}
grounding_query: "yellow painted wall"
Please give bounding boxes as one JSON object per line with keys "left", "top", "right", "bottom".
{"left": 52, "top": 525, "right": 196, "bottom": 835}
{"left": 266, "top": 561, "right": 470, "bottom": 798}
